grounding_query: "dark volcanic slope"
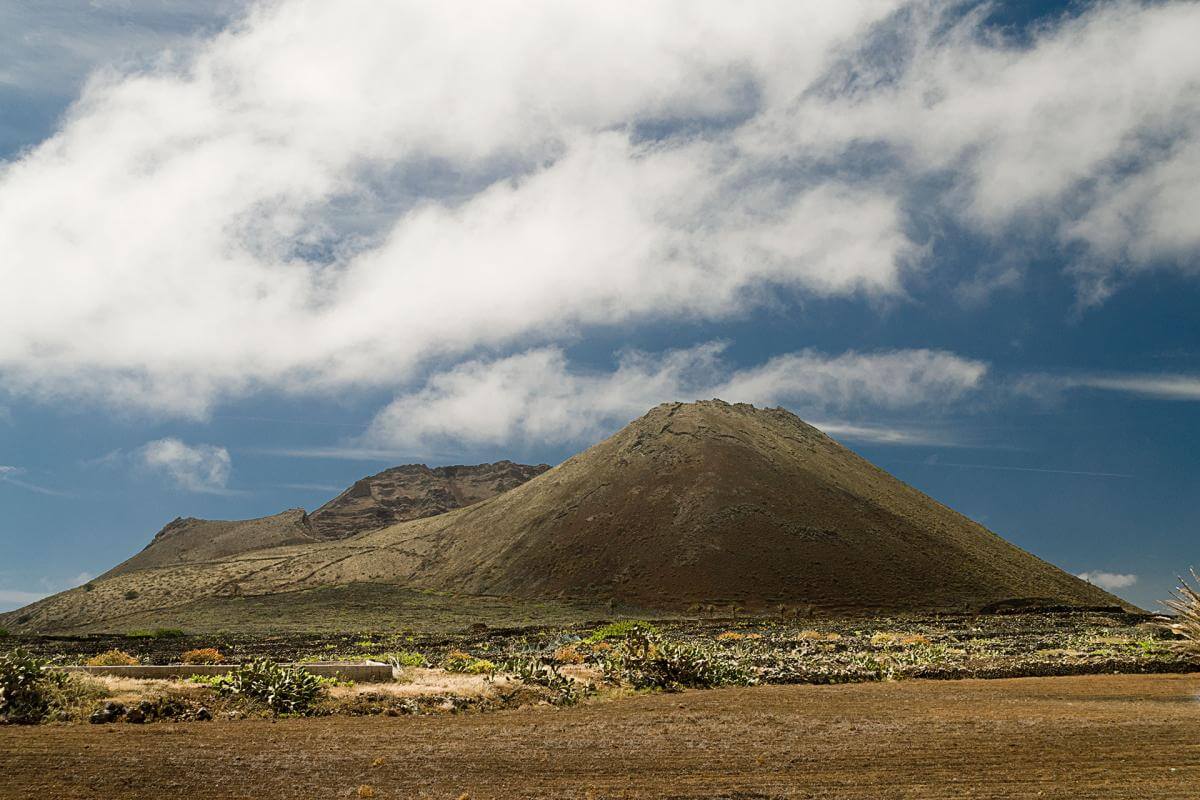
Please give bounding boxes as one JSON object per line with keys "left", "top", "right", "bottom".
{"left": 3, "top": 401, "right": 1127, "bottom": 632}
{"left": 308, "top": 461, "right": 550, "bottom": 540}
{"left": 340, "top": 400, "right": 1123, "bottom": 613}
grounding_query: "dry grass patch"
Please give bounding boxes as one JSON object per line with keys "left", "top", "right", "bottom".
{"left": 1163, "top": 569, "right": 1200, "bottom": 652}
{"left": 552, "top": 645, "right": 585, "bottom": 664}
{"left": 181, "top": 648, "right": 224, "bottom": 665}
{"left": 871, "top": 632, "right": 931, "bottom": 648}
{"left": 85, "top": 649, "right": 139, "bottom": 666}
{"left": 352, "top": 669, "right": 507, "bottom": 699}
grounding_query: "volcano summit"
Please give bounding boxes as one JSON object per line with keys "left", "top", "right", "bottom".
{"left": 1, "top": 401, "right": 1124, "bottom": 632}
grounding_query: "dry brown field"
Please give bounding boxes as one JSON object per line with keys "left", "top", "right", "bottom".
{"left": 3, "top": 673, "right": 1198, "bottom": 799}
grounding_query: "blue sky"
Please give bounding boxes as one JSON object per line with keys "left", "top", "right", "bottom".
{"left": 1, "top": 0, "right": 1198, "bottom": 613}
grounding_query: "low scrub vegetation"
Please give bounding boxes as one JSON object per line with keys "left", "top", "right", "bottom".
{"left": 603, "top": 628, "right": 755, "bottom": 690}
{"left": 551, "top": 644, "right": 585, "bottom": 664}
{"left": 442, "top": 650, "right": 495, "bottom": 674}
{"left": 128, "top": 628, "right": 185, "bottom": 639}
{"left": 85, "top": 649, "right": 139, "bottom": 666}
{"left": 870, "top": 631, "right": 931, "bottom": 648}
{"left": 585, "top": 620, "right": 656, "bottom": 643}
{"left": 7, "top": 611, "right": 1190, "bottom": 723}
{"left": 1, "top": 648, "right": 103, "bottom": 724}
{"left": 347, "top": 650, "right": 426, "bottom": 668}
{"left": 1, "top": 649, "right": 61, "bottom": 723}
{"left": 181, "top": 648, "right": 224, "bottom": 665}
{"left": 215, "top": 658, "right": 326, "bottom": 715}
{"left": 506, "top": 656, "right": 592, "bottom": 706}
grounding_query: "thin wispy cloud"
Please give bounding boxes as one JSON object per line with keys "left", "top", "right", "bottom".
{"left": 0, "top": 572, "right": 96, "bottom": 611}
{"left": 214, "top": 415, "right": 370, "bottom": 429}
{"left": 812, "top": 423, "right": 964, "bottom": 448}
{"left": 0, "top": 589, "right": 47, "bottom": 609}
{"left": 1017, "top": 372, "right": 1200, "bottom": 403}
{"left": 0, "top": 465, "right": 73, "bottom": 496}
{"left": 243, "top": 446, "right": 432, "bottom": 462}
{"left": 1067, "top": 375, "right": 1200, "bottom": 401}
{"left": 271, "top": 483, "right": 346, "bottom": 493}
{"left": 906, "top": 458, "right": 1135, "bottom": 480}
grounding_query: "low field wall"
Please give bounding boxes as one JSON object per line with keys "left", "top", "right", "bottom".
{"left": 62, "top": 662, "right": 395, "bottom": 682}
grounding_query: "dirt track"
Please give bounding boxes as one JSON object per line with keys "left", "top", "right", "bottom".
{"left": 3, "top": 674, "right": 1198, "bottom": 799}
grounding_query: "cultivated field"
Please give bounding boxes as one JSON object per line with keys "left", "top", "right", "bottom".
{"left": 3, "top": 674, "right": 1198, "bottom": 799}
{"left": 5, "top": 609, "right": 1199, "bottom": 798}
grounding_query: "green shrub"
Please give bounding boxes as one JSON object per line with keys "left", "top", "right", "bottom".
{"left": 1, "top": 648, "right": 66, "bottom": 724}
{"left": 123, "top": 590, "right": 139, "bottom": 601}
{"left": 585, "top": 620, "right": 657, "bottom": 643}
{"left": 382, "top": 651, "right": 426, "bottom": 668}
{"left": 604, "top": 629, "right": 755, "bottom": 691}
{"left": 216, "top": 658, "right": 326, "bottom": 715}
{"left": 0, "top": 628, "right": 8, "bottom": 639}
{"left": 128, "top": 628, "right": 184, "bottom": 639}
{"left": 442, "top": 650, "right": 495, "bottom": 674}
{"left": 506, "top": 657, "right": 591, "bottom": 706}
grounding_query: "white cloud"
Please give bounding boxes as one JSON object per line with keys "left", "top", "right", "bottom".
{"left": 749, "top": 0, "right": 1200, "bottom": 299}
{"left": 715, "top": 348, "right": 986, "bottom": 409}
{"left": 0, "top": 1, "right": 1196, "bottom": 419}
{"left": 365, "top": 344, "right": 986, "bottom": 449}
{"left": 138, "top": 437, "right": 232, "bottom": 492}
{"left": 0, "top": 1, "right": 909, "bottom": 417}
{"left": 1077, "top": 571, "right": 1138, "bottom": 591}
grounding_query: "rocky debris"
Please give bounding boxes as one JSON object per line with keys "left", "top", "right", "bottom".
{"left": 88, "top": 697, "right": 204, "bottom": 724}
{"left": 90, "top": 701, "right": 126, "bottom": 724}
{"left": 308, "top": 460, "right": 550, "bottom": 540}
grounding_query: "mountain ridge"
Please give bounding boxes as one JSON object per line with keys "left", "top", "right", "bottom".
{"left": 98, "top": 460, "right": 550, "bottom": 579}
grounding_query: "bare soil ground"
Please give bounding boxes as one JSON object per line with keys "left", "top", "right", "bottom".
{"left": 3, "top": 673, "right": 1197, "bottom": 799}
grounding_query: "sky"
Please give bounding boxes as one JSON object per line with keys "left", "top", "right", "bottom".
{"left": 1, "top": 0, "right": 1198, "bottom": 613}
